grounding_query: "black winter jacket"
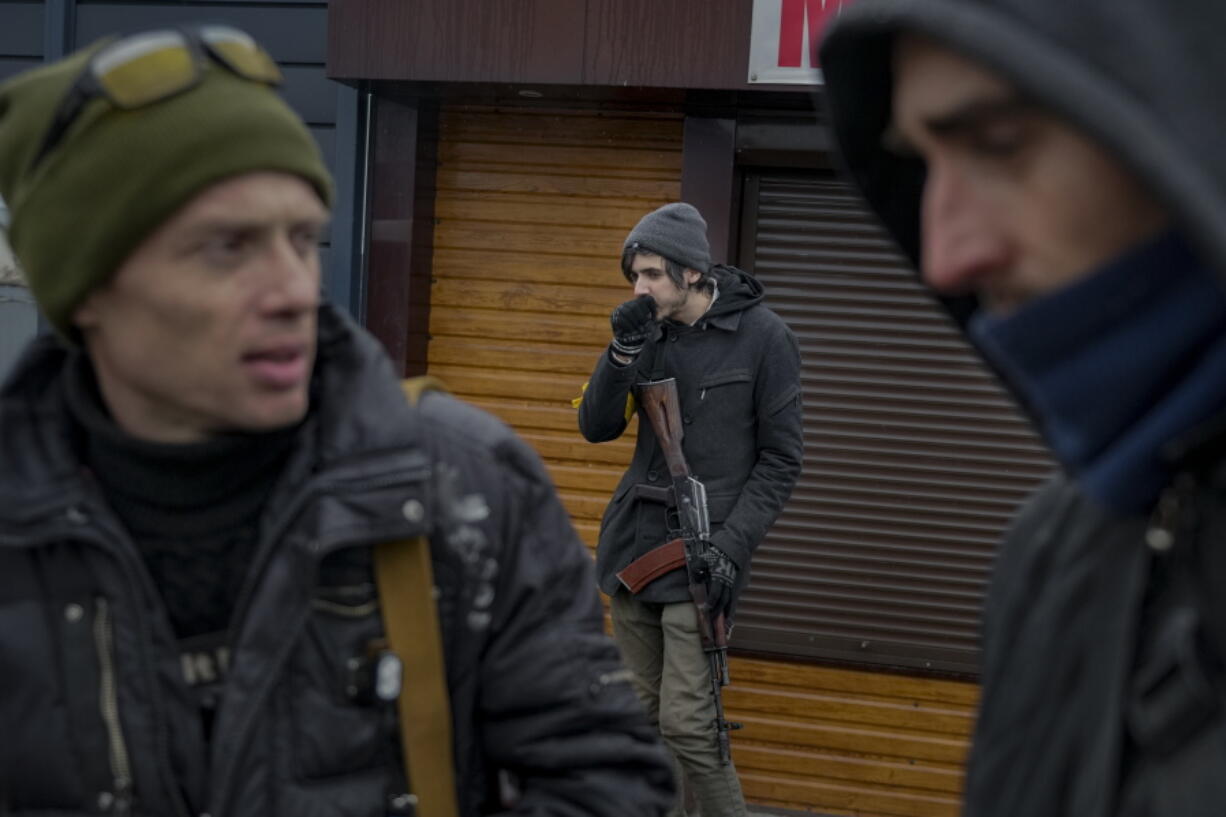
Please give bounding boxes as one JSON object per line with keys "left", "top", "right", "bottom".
{"left": 965, "top": 463, "right": 1226, "bottom": 817}
{"left": 0, "top": 305, "right": 673, "bottom": 817}
{"left": 821, "top": 2, "right": 1226, "bottom": 815}
{"left": 578, "top": 266, "right": 804, "bottom": 604}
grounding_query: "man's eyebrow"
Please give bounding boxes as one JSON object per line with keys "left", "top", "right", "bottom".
{"left": 923, "top": 93, "right": 1038, "bottom": 137}
{"left": 882, "top": 92, "right": 1038, "bottom": 155}
{"left": 182, "top": 213, "right": 329, "bottom": 236}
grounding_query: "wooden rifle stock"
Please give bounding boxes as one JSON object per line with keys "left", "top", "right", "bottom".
{"left": 637, "top": 379, "right": 689, "bottom": 478}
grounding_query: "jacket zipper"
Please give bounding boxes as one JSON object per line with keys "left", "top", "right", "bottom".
{"left": 94, "top": 596, "right": 134, "bottom": 815}
{"left": 14, "top": 501, "right": 197, "bottom": 817}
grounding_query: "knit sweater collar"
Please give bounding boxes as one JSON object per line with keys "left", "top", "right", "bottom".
{"left": 62, "top": 354, "right": 298, "bottom": 537}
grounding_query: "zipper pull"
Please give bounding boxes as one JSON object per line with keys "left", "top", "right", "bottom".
{"left": 1145, "top": 474, "right": 1195, "bottom": 553}
{"left": 112, "top": 780, "right": 133, "bottom": 816}
{"left": 97, "top": 782, "right": 132, "bottom": 815}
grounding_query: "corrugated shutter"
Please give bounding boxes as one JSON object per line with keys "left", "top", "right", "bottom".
{"left": 423, "top": 104, "right": 683, "bottom": 550}
{"left": 733, "top": 171, "right": 1053, "bottom": 675}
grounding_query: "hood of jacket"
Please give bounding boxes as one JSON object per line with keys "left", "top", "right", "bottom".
{"left": 703, "top": 264, "right": 764, "bottom": 321}
{"left": 819, "top": 0, "right": 1226, "bottom": 327}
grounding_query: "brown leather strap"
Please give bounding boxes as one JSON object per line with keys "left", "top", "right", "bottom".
{"left": 371, "top": 376, "right": 458, "bottom": 817}
{"left": 376, "top": 535, "right": 459, "bottom": 817}
{"left": 616, "top": 538, "right": 687, "bottom": 594}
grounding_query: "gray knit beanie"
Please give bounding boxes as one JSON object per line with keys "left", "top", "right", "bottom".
{"left": 623, "top": 202, "right": 711, "bottom": 273}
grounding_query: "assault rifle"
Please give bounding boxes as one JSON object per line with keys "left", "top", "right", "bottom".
{"left": 629, "top": 377, "right": 741, "bottom": 764}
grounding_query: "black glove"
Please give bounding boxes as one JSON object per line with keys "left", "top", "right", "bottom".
{"left": 609, "top": 295, "right": 656, "bottom": 359}
{"left": 702, "top": 547, "right": 738, "bottom": 620}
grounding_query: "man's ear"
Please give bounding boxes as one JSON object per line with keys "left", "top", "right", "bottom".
{"left": 72, "top": 290, "right": 103, "bottom": 332}
{"left": 684, "top": 268, "right": 702, "bottom": 287}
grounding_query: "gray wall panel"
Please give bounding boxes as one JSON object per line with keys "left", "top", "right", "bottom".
{"left": 309, "top": 125, "right": 337, "bottom": 170}
{"left": 281, "top": 66, "right": 339, "bottom": 125}
{"left": 74, "top": 3, "right": 327, "bottom": 64}
{"left": 0, "top": 2, "right": 44, "bottom": 57}
{"left": 0, "top": 57, "right": 43, "bottom": 81}
{"left": 0, "top": 286, "right": 37, "bottom": 384}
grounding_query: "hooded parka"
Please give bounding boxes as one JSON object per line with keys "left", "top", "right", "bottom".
{"left": 0, "top": 305, "right": 674, "bottom": 817}
{"left": 821, "top": 2, "right": 1226, "bottom": 816}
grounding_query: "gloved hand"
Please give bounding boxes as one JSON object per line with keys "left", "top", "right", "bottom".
{"left": 702, "top": 547, "right": 738, "bottom": 620}
{"left": 609, "top": 294, "right": 657, "bottom": 359}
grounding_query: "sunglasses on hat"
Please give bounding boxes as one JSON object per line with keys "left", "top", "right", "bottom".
{"left": 31, "top": 24, "right": 282, "bottom": 173}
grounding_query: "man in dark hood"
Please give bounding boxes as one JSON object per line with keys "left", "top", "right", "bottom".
{"left": 821, "top": 2, "right": 1226, "bottom": 815}
{"left": 578, "top": 203, "right": 804, "bottom": 816}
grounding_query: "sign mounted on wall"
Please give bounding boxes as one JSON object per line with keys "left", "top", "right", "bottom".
{"left": 748, "top": 0, "right": 849, "bottom": 84}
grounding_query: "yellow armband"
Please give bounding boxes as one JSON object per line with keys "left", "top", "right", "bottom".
{"left": 572, "top": 381, "right": 636, "bottom": 423}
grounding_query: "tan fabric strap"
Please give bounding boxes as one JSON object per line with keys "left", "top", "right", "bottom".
{"left": 371, "top": 376, "right": 458, "bottom": 817}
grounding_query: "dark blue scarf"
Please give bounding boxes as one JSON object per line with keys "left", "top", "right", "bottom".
{"left": 969, "top": 230, "right": 1226, "bottom": 513}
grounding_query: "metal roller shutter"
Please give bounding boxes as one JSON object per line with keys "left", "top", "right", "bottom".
{"left": 732, "top": 171, "right": 1053, "bottom": 676}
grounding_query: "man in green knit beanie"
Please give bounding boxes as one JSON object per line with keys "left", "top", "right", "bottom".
{"left": 0, "top": 25, "right": 673, "bottom": 817}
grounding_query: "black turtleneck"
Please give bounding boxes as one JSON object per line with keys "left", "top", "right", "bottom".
{"left": 62, "top": 356, "right": 297, "bottom": 641}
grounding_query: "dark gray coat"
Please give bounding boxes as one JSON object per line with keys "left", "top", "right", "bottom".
{"left": 821, "top": 2, "right": 1226, "bottom": 814}
{"left": 965, "top": 460, "right": 1226, "bottom": 817}
{"left": 0, "top": 306, "right": 673, "bottom": 817}
{"left": 578, "top": 266, "right": 804, "bottom": 604}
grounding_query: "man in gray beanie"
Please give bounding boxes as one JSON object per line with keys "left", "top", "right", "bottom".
{"left": 0, "top": 26, "right": 674, "bottom": 817}
{"left": 578, "top": 202, "right": 804, "bottom": 816}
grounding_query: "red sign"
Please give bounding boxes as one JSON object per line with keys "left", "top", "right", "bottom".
{"left": 749, "top": 0, "right": 851, "bottom": 83}
{"left": 777, "top": 0, "right": 847, "bottom": 68}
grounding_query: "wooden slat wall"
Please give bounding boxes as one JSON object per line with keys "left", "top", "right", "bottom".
{"left": 427, "top": 104, "right": 683, "bottom": 547}
{"left": 728, "top": 657, "right": 976, "bottom": 816}
{"left": 426, "top": 104, "right": 978, "bottom": 817}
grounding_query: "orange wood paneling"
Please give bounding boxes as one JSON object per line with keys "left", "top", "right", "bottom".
{"left": 425, "top": 103, "right": 977, "bottom": 817}
{"left": 727, "top": 658, "right": 977, "bottom": 817}
{"left": 427, "top": 105, "right": 680, "bottom": 550}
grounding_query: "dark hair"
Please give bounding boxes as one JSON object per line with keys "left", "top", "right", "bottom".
{"left": 620, "top": 247, "right": 715, "bottom": 294}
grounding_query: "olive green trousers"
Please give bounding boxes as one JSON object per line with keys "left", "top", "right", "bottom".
{"left": 610, "top": 591, "right": 747, "bottom": 817}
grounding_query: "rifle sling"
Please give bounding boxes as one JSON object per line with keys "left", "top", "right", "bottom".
{"left": 617, "top": 538, "right": 687, "bottom": 594}
{"left": 375, "top": 534, "right": 458, "bottom": 817}
{"left": 373, "top": 376, "right": 459, "bottom": 817}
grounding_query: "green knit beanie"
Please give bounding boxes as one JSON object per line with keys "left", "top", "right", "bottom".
{"left": 0, "top": 36, "right": 334, "bottom": 341}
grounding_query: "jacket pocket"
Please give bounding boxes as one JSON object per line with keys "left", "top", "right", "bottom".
{"left": 698, "top": 369, "right": 753, "bottom": 391}
{"left": 695, "top": 369, "right": 754, "bottom": 419}
{"left": 1, "top": 586, "right": 110, "bottom": 812}
{"left": 705, "top": 491, "right": 740, "bottom": 526}
{"left": 289, "top": 549, "right": 391, "bottom": 781}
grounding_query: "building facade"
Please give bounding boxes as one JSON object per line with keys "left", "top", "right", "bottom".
{"left": 0, "top": 2, "right": 1054, "bottom": 814}
{"left": 329, "top": 2, "right": 1053, "bottom": 815}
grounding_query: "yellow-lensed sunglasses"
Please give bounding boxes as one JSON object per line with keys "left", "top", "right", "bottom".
{"left": 32, "top": 24, "right": 283, "bottom": 172}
